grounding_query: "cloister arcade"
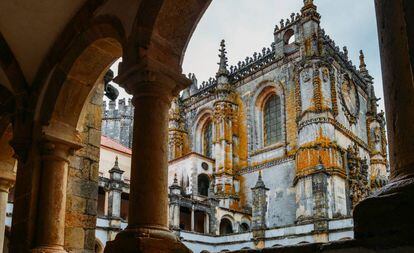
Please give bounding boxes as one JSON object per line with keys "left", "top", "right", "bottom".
{"left": 0, "top": 0, "right": 413, "bottom": 252}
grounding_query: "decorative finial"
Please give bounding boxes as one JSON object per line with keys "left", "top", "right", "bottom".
{"left": 173, "top": 173, "right": 178, "bottom": 185}
{"left": 114, "top": 156, "right": 119, "bottom": 167}
{"left": 253, "top": 170, "right": 268, "bottom": 190}
{"left": 216, "top": 39, "right": 229, "bottom": 78}
{"left": 343, "top": 46, "right": 348, "bottom": 60}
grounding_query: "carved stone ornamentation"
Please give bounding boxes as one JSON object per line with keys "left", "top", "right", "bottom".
{"left": 346, "top": 143, "right": 370, "bottom": 209}
{"left": 339, "top": 74, "right": 360, "bottom": 124}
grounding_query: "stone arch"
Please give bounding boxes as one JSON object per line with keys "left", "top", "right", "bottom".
{"left": 283, "top": 28, "right": 295, "bottom": 45}
{"left": 129, "top": 0, "right": 212, "bottom": 66}
{"left": 193, "top": 109, "right": 214, "bottom": 155}
{"left": 197, "top": 173, "right": 210, "bottom": 197}
{"left": 251, "top": 81, "right": 286, "bottom": 150}
{"left": 219, "top": 215, "right": 234, "bottom": 235}
{"left": 37, "top": 17, "right": 125, "bottom": 129}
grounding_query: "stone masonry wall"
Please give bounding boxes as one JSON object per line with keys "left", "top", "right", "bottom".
{"left": 65, "top": 83, "right": 103, "bottom": 252}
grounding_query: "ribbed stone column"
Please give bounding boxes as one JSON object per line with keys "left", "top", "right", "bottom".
{"left": 354, "top": 0, "right": 414, "bottom": 243}
{"left": 104, "top": 59, "right": 191, "bottom": 253}
{"left": 0, "top": 175, "right": 14, "bottom": 253}
{"left": 32, "top": 141, "right": 78, "bottom": 253}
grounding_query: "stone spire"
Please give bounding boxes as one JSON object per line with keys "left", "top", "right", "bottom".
{"left": 169, "top": 173, "right": 182, "bottom": 195}
{"left": 109, "top": 156, "right": 124, "bottom": 175}
{"left": 216, "top": 39, "right": 229, "bottom": 78}
{"left": 359, "top": 50, "right": 373, "bottom": 83}
{"left": 253, "top": 171, "right": 267, "bottom": 189}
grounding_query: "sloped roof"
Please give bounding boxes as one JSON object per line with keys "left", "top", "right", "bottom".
{"left": 101, "top": 135, "right": 132, "bottom": 155}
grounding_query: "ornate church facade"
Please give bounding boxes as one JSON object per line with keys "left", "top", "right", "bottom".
{"left": 98, "top": 1, "right": 388, "bottom": 252}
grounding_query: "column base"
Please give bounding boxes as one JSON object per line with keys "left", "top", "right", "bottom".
{"left": 31, "top": 246, "right": 67, "bottom": 253}
{"left": 104, "top": 226, "right": 192, "bottom": 253}
{"left": 353, "top": 175, "right": 414, "bottom": 245}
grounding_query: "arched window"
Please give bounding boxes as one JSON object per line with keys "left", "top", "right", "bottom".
{"left": 203, "top": 121, "right": 213, "bottom": 157}
{"left": 263, "top": 94, "right": 282, "bottom": 146}
{"left": 239, "top": 222, "right": 250, "bottom": 232}
{"left": 219, "top": 218, "right": 233, "bottom": 235}
{"left": 198, "top": 174, "right": 210, "bottom": 196}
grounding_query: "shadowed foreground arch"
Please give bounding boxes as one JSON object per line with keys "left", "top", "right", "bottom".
{"left": 0, "top": 0, "right": 413, "bottom": 252}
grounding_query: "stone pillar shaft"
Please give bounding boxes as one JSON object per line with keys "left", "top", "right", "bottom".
{"left": 0, "top": 180, "right": 12, "bottom": 253}
{"left": 190, "top": 207, "right": 194, "bottom": 231}
{"left": 128, "top": 93, "right": 170, "bottom": 229}
{"left": 104, "top": 60, "right": 191, "bottom": 253}
{"left": 353, "top": 0, "right": 414, "bottom": 243}
{"left": 375, "top": 0, "right": 414, "bottom": 181}
{"left": 33, "top": 142, "right": 72, "bottom": 252}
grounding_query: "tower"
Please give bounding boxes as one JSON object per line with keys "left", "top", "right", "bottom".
{"left": 212, "top": 40, "right": 240, "bottom": 209}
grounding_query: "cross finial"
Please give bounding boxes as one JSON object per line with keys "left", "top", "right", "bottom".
{"left": 216, "top": 39, "right": 229, "bottom": 77}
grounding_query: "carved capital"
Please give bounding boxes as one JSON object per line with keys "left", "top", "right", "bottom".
{"left": 0, "top": 170, "right": 15, "bottom": 193}
{"left": 41, "top": 120, "right": 83, "bottom": 162}
{"left": 115, "top": 58, "right": 191, "bottom": 105}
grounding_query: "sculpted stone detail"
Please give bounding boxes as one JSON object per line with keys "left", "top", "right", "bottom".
{"left": 339, "top": 74, "right": 360, "bottom": 124}
{"left": 346, "top": 144, "right": 370, "bottom": 209}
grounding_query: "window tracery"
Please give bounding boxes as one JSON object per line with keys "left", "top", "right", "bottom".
{"left": 263, "top": 94, "right": 282, "bottom": 146}
{"left": 203, "top": 121, "right": 213, "bottom": 157}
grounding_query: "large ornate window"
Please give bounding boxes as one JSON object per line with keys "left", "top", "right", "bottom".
{"left": 263, "top": 94, "right": 282, "bottom": 146}
{"left": 203, "top": 121, "right": 213, "bottom": 158}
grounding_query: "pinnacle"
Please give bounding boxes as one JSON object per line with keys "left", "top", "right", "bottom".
{"left": 216, "top": 39, "right": 229, "bottom": 78}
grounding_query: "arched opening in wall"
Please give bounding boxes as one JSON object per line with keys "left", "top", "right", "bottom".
{"left": 194, "top": 210, "right": 206, "bottom": 233}
{"left": 239, "top": 222, "right": 250, "bottom": 232}
{"left": 197, "top": 174, "right": 210, "bottom": 196}
{"left": 202, "top": 120, "right": 213, "bottom": 158}
{"left": 120, "top": 192, "right": 129, "bottom": 221}
{"left": 283, "top": 29, "right": 295, "bottom": 45}
{"left": 263, "top": 94, "right": 282, "bottom": 146}
{"left": 179, "top": 206, "right": 191, "bottom": 231}
{"left": 219, "top": 218, "right": 233, "bottom": 235}
{"left": 97, "top": 187, "right": 105, "bottom": 217}
{"left": 37, "top": 31, "right": 124, "bottom": 251}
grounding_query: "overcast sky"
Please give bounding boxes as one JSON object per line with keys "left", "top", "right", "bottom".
{"left": 110, "top": 0, "right": 384, "bottom": 111}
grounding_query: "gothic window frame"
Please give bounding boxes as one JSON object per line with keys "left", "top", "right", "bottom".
{"left": 202, "top": 120, "right": 213, "bottom": 158}
{"left": 194, "top": 109, "right": 215, "bottom": 158}
{"left": 263, "top": 93, "right": 282, "bottom": 146}
{"left": 252, "top": 82, "right": 286, "bottom": 151}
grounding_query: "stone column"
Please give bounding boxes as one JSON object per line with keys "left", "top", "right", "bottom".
{"left": 0, "top": 173, "right": 14, "bottom": 253}
{"left": 104, "top": 59, "right": 191, "bottom": 253}
{"left": 169, "top": 175, "right": 181, "bottom": 230}
{"left": 108, "top": 157, "right": 124, "bottom": 219}
{"left": 32, "top": 140, "right": 79, "bottom": 253}
{"left": 353, "top": 0, "right": 414, "bottom": 243}
{"left": 205, "top": 213, "right": 209, "bottom": 234}
{"left": 190, "top": 206, "right": 195, "bottom": 231}
{"left": 251, "top": 171, "right": 268, "bottom": 249}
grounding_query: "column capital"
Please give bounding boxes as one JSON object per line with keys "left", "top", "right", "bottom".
{"left": 41, "top": 120, "right": 83, "bottom": 162}
{"left": 0, "top": 170, "right": 15, "bottom": 193}
{"left": 115, "top": 57, "right": 191, "bottom": 105}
